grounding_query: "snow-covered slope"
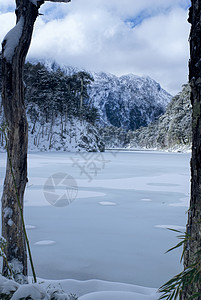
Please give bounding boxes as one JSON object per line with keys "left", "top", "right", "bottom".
{"left": 27, "top": 116, "right": 105, "bottom": 152}
{"left": 0, "top": 98, "right": 104, "bottom": 152}
{"left": 129, "top": 84, "right": 191, "bottom": 151}
{"left": 88, "top": 72, "right": 172, "bottom": 130}
{"left": 0, "top": 59, "right": 104, "bottom": 152}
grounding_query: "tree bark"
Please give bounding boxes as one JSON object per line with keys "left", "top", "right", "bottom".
{"left": 181, "top": 0, "right": 201, "bottom": 298}
{"left": 1, "top": 0, "right": 43, "bottom": 281}
{"left": 1, "top": 0, "right": 71, "bottom": 282}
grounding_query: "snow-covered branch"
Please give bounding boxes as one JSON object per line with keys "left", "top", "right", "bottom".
{"left": 29, "top": 0, "right": 70, "bottom": 6}
{"left": 45, "top": 0, "right": 71, "bottom": 2}
{"left": 2, "top": 17, "right": 24, "bottom": 63}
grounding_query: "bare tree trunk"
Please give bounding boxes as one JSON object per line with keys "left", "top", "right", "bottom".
{"left": 1, "top": 0, "right": 43, "bottom": 280}
{"left": 181, "top": 0, "right": 201, "bottom": 297}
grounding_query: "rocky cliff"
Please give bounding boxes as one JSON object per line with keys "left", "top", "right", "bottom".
{"left": 100, "top": 84, "right": 192, "bottom": 152}
{"left": 88, "top": 72, "right": 172, "bottom": 130}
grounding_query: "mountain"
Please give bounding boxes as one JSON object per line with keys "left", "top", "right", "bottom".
{"left": 41, "top": 61, "right": 172, "bottom": 131}
{"left": 0, "top": 57, "right": 175, "bottom": 152}
{"left": 100, "top": 84, "right": 192, "bottom": 152}
{"left": 88, "top": 72, "right": 172, "bottom": 130}
{"left": 129, "top": 84, "right": 192, "bottom": 151}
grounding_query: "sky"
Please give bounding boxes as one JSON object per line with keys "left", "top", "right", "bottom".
{"left": 0, "top": 0, "right": 191, "bottom": 95}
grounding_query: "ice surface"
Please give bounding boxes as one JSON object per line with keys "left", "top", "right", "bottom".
{"left": 24, "top": 188, "right": 106, "bottom": 207}
{"left": 79, "top": 291, "right": 156, "bottom": 300}
{"left": 0, "top": 151, "right": 190, "bottom": 292}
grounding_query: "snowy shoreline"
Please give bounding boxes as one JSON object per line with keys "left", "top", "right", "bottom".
{"left": 0, "top": 275, "right": 158, "bottom": 300}
{"left": 106, "top": 147, "right": 192, "bottom": 153}
{"left": 38, "top": 278, "right": 158, "bottom": 299}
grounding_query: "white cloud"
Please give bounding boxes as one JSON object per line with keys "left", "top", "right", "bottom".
{"left": 0, "top": 0, "right": 191, "bottom": 95}
{"left": 0, "top": 0, "right": 15, "bottom": 12}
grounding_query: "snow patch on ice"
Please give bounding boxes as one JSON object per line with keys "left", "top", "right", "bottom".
{"left": 140, "top": 198, "right": 152, "bottom": 202}
{"left": 99, "top": 201, "right": 117, "bottom": 206}
{"left": 34, "top": 240, "right": 56, "bottom": 246}
{"left": 3, "top": 16, "right": 24, "bottom": 63}
{"left": 25, "top": 225, "right": 36, "bottom": 229}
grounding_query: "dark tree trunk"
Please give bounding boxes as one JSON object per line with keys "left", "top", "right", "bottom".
{"left": 181, "top": 0, "right": 201, "bottom": 298}
{"left": 1, "top": 0, "right": 43, "bottom": 281}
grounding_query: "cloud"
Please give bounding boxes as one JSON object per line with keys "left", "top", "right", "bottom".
{"left": 0, "top": 0, "right": 15, "bottom": 12}
{"left": 0, "top": 0, "right": 191, "bottom": 95}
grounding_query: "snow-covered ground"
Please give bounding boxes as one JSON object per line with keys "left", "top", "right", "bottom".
{"left": 0, "top": 150, "right": 191, "bottom": 299}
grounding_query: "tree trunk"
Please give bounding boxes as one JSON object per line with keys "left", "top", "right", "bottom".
{"left": 1, "top": 0, "right": 43, "bottom": 281}
{"left": 181, "top": 0, "right": 201, "bottom": 298}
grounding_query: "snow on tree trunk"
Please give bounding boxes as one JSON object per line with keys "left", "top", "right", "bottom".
{"left": 1, "top": 0, "right": 42, "bottom": 281}
{"left": 2, "top": 0, "right": 38, "bottom": 282}
{"left": 1, "top": 0, "right": 70, "bottom": 281}
{"left": 181, "top": 0, "right": 201, "bottom": 298}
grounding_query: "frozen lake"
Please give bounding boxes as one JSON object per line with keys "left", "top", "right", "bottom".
{"left": 0, "top": 150, "right": 191, "bottom": 290}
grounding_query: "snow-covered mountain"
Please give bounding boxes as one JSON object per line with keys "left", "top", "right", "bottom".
{"left": 88, "top": 72, "right": 172, "bottom": 130}
{"left": 37, "top": 60, "right": 172, "bottom": 130}
{"left": 129, "top": 84, "right": 192, "bottom": 151}
{"left": 24, "top": 59, "right": 173, "bottom": 132}
{"left": 100, "top": 84, "right": 192, "bottom": 152}
{"left": 0, "top": 57, "right": 175, "bottom": 152}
